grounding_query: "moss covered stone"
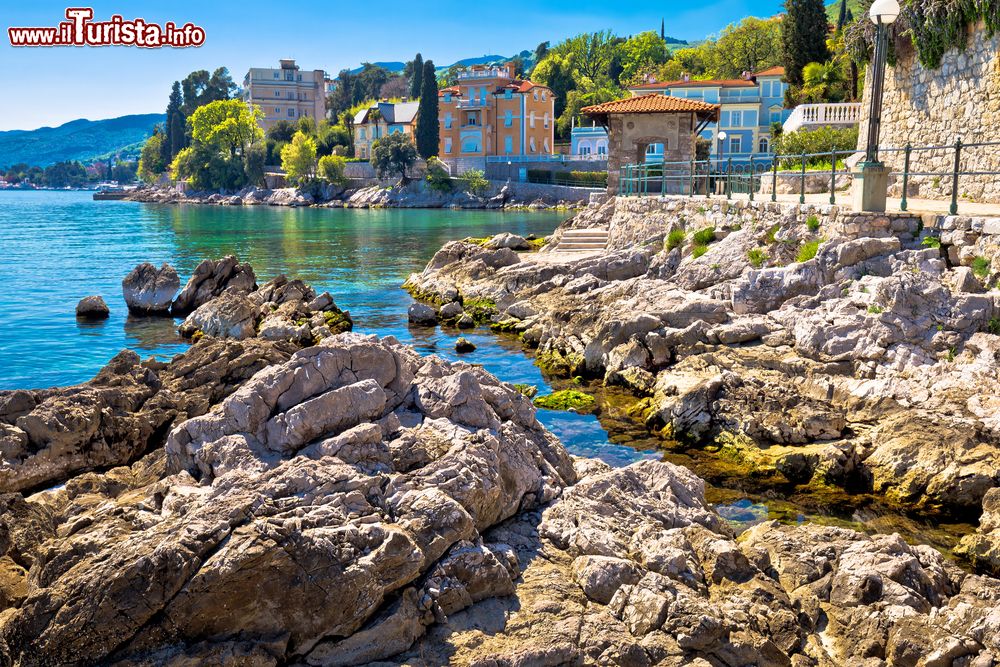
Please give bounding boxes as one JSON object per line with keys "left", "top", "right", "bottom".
{"left": 533, "top": 389, "right": 596, "bottom": 413}
{"left": 323, "top": 309, "right": 354, "bottom": 334}
{"left": 535, "top": 348, "right": 585, "bottom": 377}
{"left": 462, "top": 297, "right": 498, "bottom": 324}
{"left": 513, "top": 383, "right": 538, "bottom": 398}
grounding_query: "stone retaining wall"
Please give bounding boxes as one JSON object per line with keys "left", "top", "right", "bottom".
{"left": 859, "top": 21, "right": 1000, "bottom": 204}
{"left": 602, "top": 196, "right": 923, "bottom": 250}
{"left": 757, "top": 172, "right": 853, "bottom": 195}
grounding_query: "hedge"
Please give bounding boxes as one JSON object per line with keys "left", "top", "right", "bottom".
{"left": 526, "top": 169, "right": 608, "bottom": 187}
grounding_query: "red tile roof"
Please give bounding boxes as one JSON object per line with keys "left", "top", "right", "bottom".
{"left": 438, "top": 86, "right": 460, "bottom": 96}
{"left": 582, "top": 94, "right": 720, "bottom": 118}
{"left": 753, "top": 66, "right": 786, "bottom": 77}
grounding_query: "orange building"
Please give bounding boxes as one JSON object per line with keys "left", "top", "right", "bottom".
{"left": 438, "top": 63, "right": 555, "bottom": 173}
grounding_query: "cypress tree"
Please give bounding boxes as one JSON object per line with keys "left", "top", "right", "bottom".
{"left": 837, "top": 0, "right": 849, "bottom": 30}
{"left": 163, "top": 82, "right": 184, "bottom": 162}
{"left": 410, "top": 53, "right": 423, "bottom": 100}
{"left": 782, "top": 0, "right": 831, "bottom": 85}
{"left": 660, "top": 18, "right": 665, "bottom": 41}
{"left": 169, "top": 112, "right": 185, "bottom": 158}
{"left": 415, "top": 60, "right": 439, "bottom": 159}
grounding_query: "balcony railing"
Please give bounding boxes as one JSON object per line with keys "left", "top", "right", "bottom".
{"left": 457, "top": 68, "right": 511, "bottom": 81}
{"left": 783, "top": 103, "right": 862, "bottom": 133}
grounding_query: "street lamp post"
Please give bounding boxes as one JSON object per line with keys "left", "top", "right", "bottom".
{"left": 853, "top": 0, "right": 900, "bottom": 211}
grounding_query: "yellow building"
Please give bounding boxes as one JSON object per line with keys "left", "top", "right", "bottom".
{"left": 242, "top": 59, "right": 329, "bottom": 131}
{"left": 352, "top": 100, "right": 420, "bottom": 160}
{"left": 438, "top": 63, "right": 555, "bottom": 173}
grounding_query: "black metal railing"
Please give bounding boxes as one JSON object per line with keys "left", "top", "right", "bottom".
{"left": 620, "top": 139, "right": 1000, "bottom": 214}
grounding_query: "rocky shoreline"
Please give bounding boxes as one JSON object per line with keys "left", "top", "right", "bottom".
{"left": 3, "top": 201, "right": 1000, "bottom": 664}
{"left": 125, "top": 181, "right": 592, "bottom": 211}
{"left": 404, "top": 196, "right": 1000, "bottom": 576}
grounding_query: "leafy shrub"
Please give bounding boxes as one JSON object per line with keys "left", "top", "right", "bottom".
{"left": 972, "top": 256, "right": 991, "bottom": 279}
{"left": 796, "top": 239, "right": 822, "bottom": 263}
{"left": 747, "top": 248, "right": 768, "bottom": 268}
{"left": 691, "top": 244, "right": 708, "bottom": 259}
{"left": 921, "top": 236, "right": 942, "bottom": 249}
{"left": 461, "top": 169, "right": 490, "bottom": 196}
{"left": 526, "top": 169, "right": 607, "bottom": 187}
{"left": 667, "top": 229, "right": 686, "bottom": 250}
{"left": 425, "top": 157, "right": 453, "bottom": 193}
{"left": 692, "top": 226, "right": 716, "bottom": 246}
{"left": 806, "top": 215, "right": 821, "bottom": 232}
{"left": 317, "top": 154, "right": 347, "bottom": 185}
{"left": 989, "top": 317, "right": 1000, "bottom": 335}
{"left": 867, "top": 304, "right": 884, "bottom": 314}
{"left": 773, "top": 126, "right": 859, "bottom": 169}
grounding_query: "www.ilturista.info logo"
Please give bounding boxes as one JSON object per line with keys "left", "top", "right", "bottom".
{"left": 8, "top": 8, "right": 205, "bottom": 47}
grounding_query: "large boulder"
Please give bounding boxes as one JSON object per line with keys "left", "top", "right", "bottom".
{"left": 171, "top": 255, "right": 256, "bottom": 315}
{"left": 75, "top": 295, "right": 109, "bottom": 320}
{"left": 178, "top": 291, "right": 258, "bottom": 340}
{"left": 0, "top": 334, "right": 574, "bottom": 665}
{"left": 122, "top": 262, "right": 180, "bottom": 314}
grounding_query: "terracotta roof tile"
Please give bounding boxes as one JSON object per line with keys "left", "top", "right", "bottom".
{"left": 753, "top": 66, "right": 786, "bottom": 77}
{"left": 582, "top": 94, "right": 720, "bottom": 117}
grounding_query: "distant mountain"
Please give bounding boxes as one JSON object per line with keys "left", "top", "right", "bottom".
{"left": 0, "top": 113, "right": 165, "bottom": 168}
{"left": 347, "top": 61, "right": 407, "bottom": 75}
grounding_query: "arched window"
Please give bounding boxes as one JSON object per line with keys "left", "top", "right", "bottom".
{"left": 758, "top": 137, "right": 770, "bottom": 154}
{"left": 597, "top": 141, "right": 607, "bottom": 155}
{"left": 543, "top": 138, "right": 549, "bottom": 153}
{"left": 529, "top": 111, "right": 535, "bottom": 128}
{"left": 529, "top": 137, "right": 536, "bottom": 152}
{"left": 543, "top": 112, "right": 549, "bottom": 128}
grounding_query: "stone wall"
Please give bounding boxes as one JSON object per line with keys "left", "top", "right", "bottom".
{"left": 575, "top": 196, "right": 925, "bottom": 251}
{"left": 858, "top": 21, "right": 1000, "bottom": 203}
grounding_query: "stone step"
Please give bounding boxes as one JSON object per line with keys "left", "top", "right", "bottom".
{"left": 555, "top": 243, "right": 607, "bottom": 251}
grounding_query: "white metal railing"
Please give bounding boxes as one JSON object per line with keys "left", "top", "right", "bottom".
{"left": 457, "top": 68, "right": 510, "bottom": 81}
{"left": 783, "top": 103, "right": 862, "bottom": 133}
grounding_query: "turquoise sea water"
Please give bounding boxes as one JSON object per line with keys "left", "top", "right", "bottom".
{"left": 0, "top": 190, "right": 654, "bottom": 466}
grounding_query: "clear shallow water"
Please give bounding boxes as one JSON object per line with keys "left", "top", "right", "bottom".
{"left": 0, "top": 190, "right": 653, "bottom": 466}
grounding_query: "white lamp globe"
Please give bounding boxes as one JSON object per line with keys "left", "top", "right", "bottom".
{"left": 718, "top": 131, "right": 728, "bottom": 141}
{"left": 869, "top": 0, "right": 900, "bottom": 25}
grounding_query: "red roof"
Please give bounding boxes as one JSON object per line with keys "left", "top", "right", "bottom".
{"left": 582, "top": 94, "right": 720, "bottom": 118}
{"left": 753, "top": 66, "right": 786, "bottom": 77}
{"left": 438, "top": 86, "right": 460, "bottom": 96}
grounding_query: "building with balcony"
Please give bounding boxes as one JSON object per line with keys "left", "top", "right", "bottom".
{"left": 571, "top": 67, "right": 791, "bottom": 163}
{"left": 438, "top": 62, "right": 555, "bottom": 174}
{"left": 352, "top": 100, "right": 420, "bottom": 160}
{"left": 242, "top": 59, "right": 329, "bottom": 131}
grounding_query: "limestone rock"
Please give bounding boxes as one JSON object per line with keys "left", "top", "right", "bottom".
{"left": 122, "top": 262, "right": 179, "bottom": 314}
{"left": 75, "top": 295, "right": 109, "bottom": 320}
{"left": 408, "top": 302, "right": 437, "bottom": 326}
{"left": 171, "top": 255, "right": 256, "bottom": 315}
{"left": 178, "top": 291, "right": 257, "bottom": 340}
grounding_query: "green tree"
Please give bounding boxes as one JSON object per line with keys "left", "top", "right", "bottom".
{"left": 531, "top": 53, "right": 575, "bottom": 122}
{"left": 415, "top": 60, "right": 439, "bottom": 159}
{"left": 801, "top": 60, "right": 846, "bottom": 101}
{"left": 619, "top": 31, "right": 670, "bottom": 85}
{"left": 180, "top": 67, "right": 236, "bottom": 116}
{"left": 317, "top": 154, "right": 348, "bottom": 185}
{"left": 163, "top": 81, "right": 185, "bottom": 162}
{"left": 460, "top": 168, "right": 489, "bottom": 196}
{"left": 281, "top": 131, "right": 318, "bottom": 183}
{"left": 551, "top": 30, "right": 619, "bottom": 89}
{"left": 266, "top": 120, "right": 298, "bottom": 143}
{"left": 356, "top": 63, "right": 392, "bottom": 102}
{"left": 370, "top": 133, "right": 417, "bottom": 182}
{"left": 710, "top": 17, "right": 783, "bottom": 79}
{"left": 410, "top": 53, "right": 423, "bottom": 99}
{"left": 138, "top": 129, "right": 167, "bottom": 183}
{"left": 188, "top": 99, "right": 264, "bottom": 159}
{"left": 782, "top": 0, "right": 831, "bottom": 85}
{"left": 172, "top": 99, "right": 264, "bottom": 191}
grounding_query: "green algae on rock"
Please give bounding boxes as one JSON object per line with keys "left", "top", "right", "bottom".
{"left": 533, "top": 389, "right": 597, "bottom": 413}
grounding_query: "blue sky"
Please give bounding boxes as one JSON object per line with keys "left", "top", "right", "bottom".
{"left": 0, "top": 0, "right": 784, "bottom": 131}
